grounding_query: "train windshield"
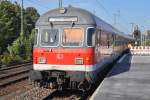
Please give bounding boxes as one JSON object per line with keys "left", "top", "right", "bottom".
{"left": 41, "top": 29, "right": 59, "bottom": 46}
{"left": 62, "top": 28, "right": 84, "bottom": 47}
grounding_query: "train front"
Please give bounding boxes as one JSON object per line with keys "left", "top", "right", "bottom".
{"left": 29, "top": 6, "right": 96, "bottom": 91}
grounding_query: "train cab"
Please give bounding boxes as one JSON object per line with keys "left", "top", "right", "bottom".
{"left": 29, "top": 6, "right": 133, "bottom": 91}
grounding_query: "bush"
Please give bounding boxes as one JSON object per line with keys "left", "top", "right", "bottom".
{"left": 4, "top": 30, "right": 35, "bottom": 64}
{"left": 0, "top": 55, "right": 2, "bottom": 64}
{"left": 1, "top": 52, "right": 13, "bottom": 65}
{"left": 146, "top": 40, "right": 150, "bottom": 46}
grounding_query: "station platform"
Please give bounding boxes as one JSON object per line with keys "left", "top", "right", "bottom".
{"left": 91, "top": 54, "right": 150, "bottom": 100}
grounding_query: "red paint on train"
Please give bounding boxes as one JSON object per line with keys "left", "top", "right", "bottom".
{"left": 33, "top": 48, "right": 95, "bottom": 65}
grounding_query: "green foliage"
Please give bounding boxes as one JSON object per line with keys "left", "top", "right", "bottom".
{"left": 0, "top": 1, "right": 39, "bottom": 64}
{"left": 0, "top": 1, "right": 21, "bottom": 53}
{"left": 1, "top": 30, "right": 35, "bottom": 64}
{"left": 7, "top": 35, "right": 25, "bottom": 58}
{"left": 146, "top": 39, "right": 150, "bottom": 46}
{"left": 24, "top": 29, "right": 35, "bottom": 60}
{"left": 24, "top": 7, "right": 40, "bottom": 36}
{"left": 147, "top": 30, "right": 150, "bottom": 39}
{"left": 0, "top": 55, "right": 2, "bottom": 64}
{"left": 1, "top": 52, "right": 13, "bottom": 64}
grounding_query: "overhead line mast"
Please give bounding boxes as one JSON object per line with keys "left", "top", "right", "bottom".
{"left": 21, "top": 0, "right": 24, "bottom": 35}
{"left": 59, "top": 0, "right": 62, "bottom": 8}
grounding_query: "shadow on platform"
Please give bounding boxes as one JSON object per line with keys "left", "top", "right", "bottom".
{"left": 107, "top": 54, "right": 132, "bottom": 77}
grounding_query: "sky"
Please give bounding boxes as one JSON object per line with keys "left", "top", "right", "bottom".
{"left": 11, "top": 0, "right": 150, "bottom": 34}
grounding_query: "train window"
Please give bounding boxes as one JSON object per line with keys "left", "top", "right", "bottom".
{"left": 107, "top": 34, "right": 113, "bottom": 48}
{"left": 96, "top": 30, "right": 101, "bottom": 45}
{"left": 62, "top": 28, "right": 84, "bottom": 46}
{"left": 34, "top": 29, "right": 38, "bottom": 45}
{"left": 87, "top": 28, "right": 95, "bottom": 46}
{"left": 41, "top": 29, "right": 59, "bottom": 46}
{"left": 101, "top": 31, "right": 107, "bottom": 46}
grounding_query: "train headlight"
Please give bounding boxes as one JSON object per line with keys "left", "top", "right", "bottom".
{"left": 38, "top": 57, "right": 46, "bottom": 64}
{"left": 75, "top": 58, "right": 84, "bottom": 65}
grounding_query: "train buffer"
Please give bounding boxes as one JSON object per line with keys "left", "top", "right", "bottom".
{"left": 90, "top": 54, "right": 150, "bottom": 100}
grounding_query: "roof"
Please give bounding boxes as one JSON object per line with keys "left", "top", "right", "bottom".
{"left": 36, "top": 6, "right": 134, "bottom": 40}
{"left": 36, "top": 6, "right": 96, "bottom": 26}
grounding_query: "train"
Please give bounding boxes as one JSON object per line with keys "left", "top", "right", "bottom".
{"left": 29, "top": 6, "right": 134, "bottom": 91}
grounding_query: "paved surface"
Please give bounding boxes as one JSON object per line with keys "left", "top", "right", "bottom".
{"left": 91, "top": 54, "right": 150, "bottom": 100}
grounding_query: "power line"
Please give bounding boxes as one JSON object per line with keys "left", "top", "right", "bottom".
{"left": 59, "top": 0, "right": 62, "bottom": 8}
{"left": 21, "top": 0, "right": 24, "bottom": 35}
{"left": 95, "top": 0, "right": 113, "bottom": 20}
{"left": 113, "top": 11, "right": 120, "bottom": 26}
{"left": 95, "top": 0, "right": 130, "bottom": 33}
{"left": 105, "top": 1, "right": 131, "bottom": 32}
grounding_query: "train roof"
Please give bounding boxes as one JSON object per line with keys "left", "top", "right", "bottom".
{"left": 36, "top": 6, "right": 133, "bottom": 40}
{"left": 36, "top": 6, "right": 95, "bottom": 26}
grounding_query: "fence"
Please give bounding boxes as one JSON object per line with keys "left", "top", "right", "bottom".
{"left": 130, "top": 46, "right": 150, "bottom": 55}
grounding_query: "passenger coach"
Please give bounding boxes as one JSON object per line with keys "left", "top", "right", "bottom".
{"left": 29, "top": 6, "right": 133, "bottom": 91}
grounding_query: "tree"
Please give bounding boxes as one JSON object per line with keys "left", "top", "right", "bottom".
{"left": 24, "top": 7, "right": 40, "bottom": 36}
{"left": 0, "top": 1, "right": 21, "bottom": 54}
{"left": 0, "top": 1, "right": 40, "bottom": 64}
{"left": 2, "top": 29, "right": 36, "bottom": 64}
{"left": 147, "top": 30, "right": 150, "bottom": 40}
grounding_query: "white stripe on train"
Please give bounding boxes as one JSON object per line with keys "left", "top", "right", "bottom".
{"left": 33, "top": 64, "right": 98, "bottom": 72}
{"left": 34, "top": 57, "right": 115, "bottom": 72}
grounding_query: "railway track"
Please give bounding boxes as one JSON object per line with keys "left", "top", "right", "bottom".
{"left": 43, "top": 90, "right": 87, "bottom": 100}
{"left": 1, "top": 81, "right": 82, "bottom": 100}
{"left": 0, "top": 62, "right": 32, "bottom": 87}
{"left": 12, "top": 87, "right": 56, "bottom": 100}
{"left": 0, "top": 62, "right": 32, "bottom": 71}
{"left": 0, "top": 55, "right": 117, "bottom": 100}
{"left": 0, "top": 62, "right": 57, "bottom": 100}
{"left": 12, "top": 87, "right": 86, "bottom": 100}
